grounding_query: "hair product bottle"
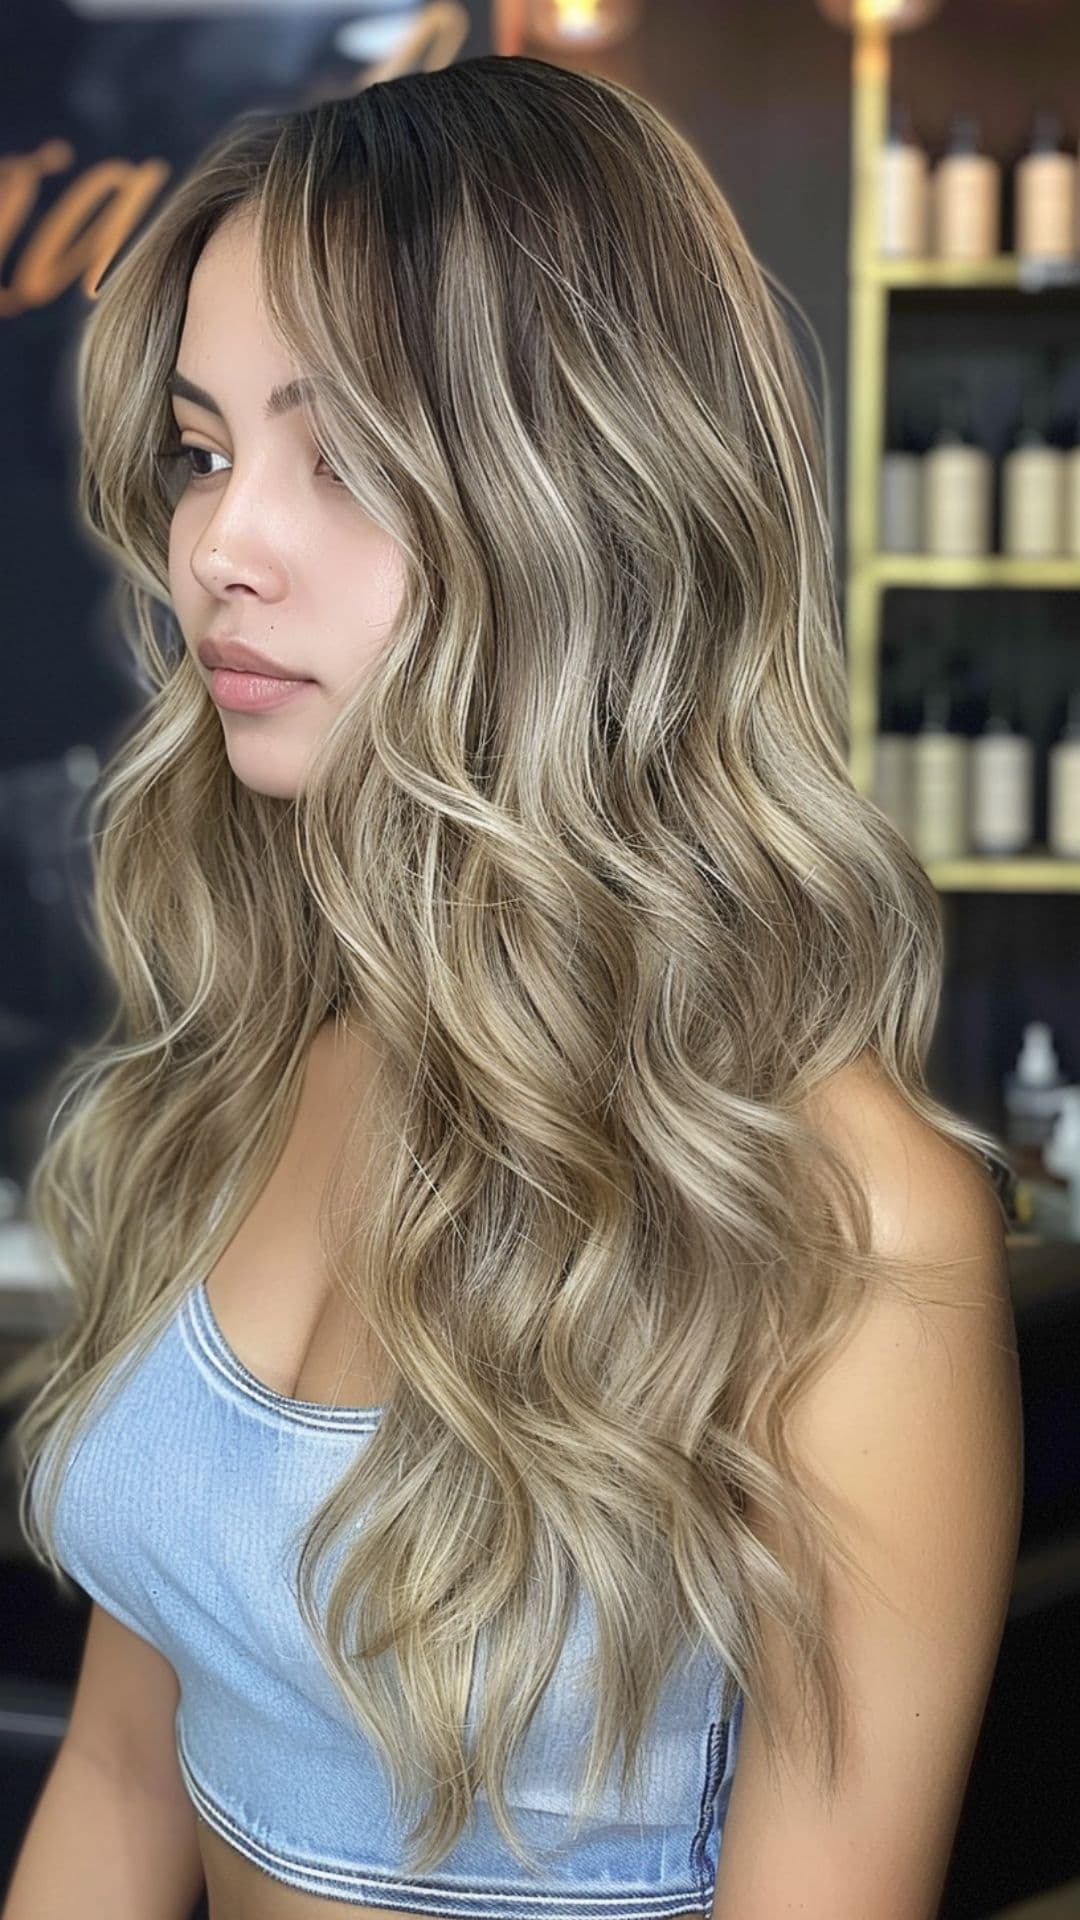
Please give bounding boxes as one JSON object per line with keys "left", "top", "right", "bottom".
{"left": 880, "top": 101, "right": 929, "bottom": 258}
{"left": 932, "top": 115, "right": 1001, "bottom": 261}
{"left": 1001, "top": 381, "right": 1066, "bottom": 558}
{"left": 1044, "top": 1090, "right": 1080, "bottom": 1240}
{"left": 923, "top": 383, "right": 993, "bottom": 556}
{"left": 872, "top": 635, "right": 916, "bottom": 839}
{"left": 970, "top": 649, "right": 1034, "bottom": 854}
{"left": 911, "top": 667, "right": 969, "bottom": 860}
{"left": 1004, "top": 1021, "right": 1070, "bottom": 1153}
{"left": 880, "top": 421, "right": 923, "bottom": 551}
{"left": 1064, "top": 409, "right": 1080, "bottom": 557}
{"left": 1047, "top": 686, "right": 1080, "bottom": 856}
{"left": 1015, "top": 111, "right": 1077, "bottom": 261}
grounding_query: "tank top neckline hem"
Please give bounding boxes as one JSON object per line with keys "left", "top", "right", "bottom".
{"left": 184, "top": 1274, "right": 385, "bottom": 1433}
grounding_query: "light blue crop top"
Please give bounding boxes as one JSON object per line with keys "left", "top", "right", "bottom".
{"left": 30, "top": 1272, "right": 743, "bottom": 1918}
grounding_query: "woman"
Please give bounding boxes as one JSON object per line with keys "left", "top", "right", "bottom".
{"left": 4, "top": 53, "right": 1021, "bottom": 1920}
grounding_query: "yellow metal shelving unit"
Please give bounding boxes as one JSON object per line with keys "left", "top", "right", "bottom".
{"left": 844, "top": 21, "right": 1080, "bottom": 893}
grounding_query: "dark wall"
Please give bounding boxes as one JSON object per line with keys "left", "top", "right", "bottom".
{"left": 613, "top": 0, "right": 854, "bottom": 557}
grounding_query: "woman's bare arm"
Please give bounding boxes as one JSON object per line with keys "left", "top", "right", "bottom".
{"left": 711, "top": 1063, "right": 1023, "bottom": 1920}
{"left": 2, "top": 1601, "right": 205, "bottom": 1920}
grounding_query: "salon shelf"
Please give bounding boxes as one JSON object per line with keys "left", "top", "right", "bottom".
{"left": 872, "top": 254, "right": 1080, "bottom": 292}
{"left": 867, "top": 555, "right": 1080, "bottom": 589}
{"left": 922, "top": 858, "right": 1080, "bottom": 893}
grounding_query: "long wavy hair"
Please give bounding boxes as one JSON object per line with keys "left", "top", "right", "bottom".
{"left": 5, "top": 53, "right": 1013, "bottom": 1877}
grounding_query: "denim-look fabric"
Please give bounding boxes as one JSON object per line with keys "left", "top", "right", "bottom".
{"left": 35, "top": 1274, "right": 743, "bottom": 1917}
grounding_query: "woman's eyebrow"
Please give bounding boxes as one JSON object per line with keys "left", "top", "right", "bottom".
{"left": 167, "top": 369, "right": 316, "bottom": 420}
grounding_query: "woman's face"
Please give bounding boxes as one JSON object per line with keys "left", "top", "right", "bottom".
{"left": 167, "top": 209, "right": 406, "bottom": 799}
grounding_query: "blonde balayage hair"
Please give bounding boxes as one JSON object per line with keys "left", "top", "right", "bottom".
{"left": 5, "top": 53, "right": 1013, "bottom": 1878}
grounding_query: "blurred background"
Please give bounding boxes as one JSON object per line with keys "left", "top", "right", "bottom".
{"left": 0, "top": 1, "right": 1077, "bottom": 1915}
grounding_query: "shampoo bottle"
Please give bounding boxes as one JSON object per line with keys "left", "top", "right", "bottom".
{"left": 880, "top": 421, "right": 923, "bottom": 552}
{"left": 881, "top": 102, "right": 929, "bottom": 258}
{"left": 932, "top": 114, "right": 1001, "bottom": 261}
{"left": 1063, "top": 407, "right": 1080, "bottom": 557}
{"left": 970, "top": 651, "right": 1034, "bottom": 854}
{"left": 1047, "top": 687, "right": 1080, "bottom": 857}
{"left": 912, "top": 669, "right": 969, "bottom": 860}
{"left": 1015, "top": 111, "right": 1077, "bottom": 261}
{"left": 923, "top": 383, "right": 993, "bottom": 557}
{"left": 872, "top": 635, "right": 916, "bottom": 840}
{"left": 1001, "top": 382, "right": 1066, "bottom": 558}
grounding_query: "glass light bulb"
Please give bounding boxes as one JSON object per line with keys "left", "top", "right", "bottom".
{"left": 816, "top": 0, "right": 944, "bottom": 29}
{"left": 526, "top": 0, "right": 644, "bottom": 52}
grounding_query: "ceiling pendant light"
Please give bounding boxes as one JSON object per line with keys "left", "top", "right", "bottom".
{"left": 816, "top": 0, "right": 944, "bottom": 31}
{"left": 525, "top": 0, "right": 644, "bottom": 52}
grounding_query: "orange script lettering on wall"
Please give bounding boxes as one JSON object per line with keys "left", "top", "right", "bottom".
{"left": 0, "top": 141, "right": 169, "bottom": 316}
{"left": 0, "top": 2, "right": 472, "bottom": 319}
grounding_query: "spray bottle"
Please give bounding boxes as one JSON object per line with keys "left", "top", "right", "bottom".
{"left": 1043, "top": 1090, "right": 1080, "bottom": 1240}
{"left": 1003, "top": 1021, "right": 1070, "bottom": 1157}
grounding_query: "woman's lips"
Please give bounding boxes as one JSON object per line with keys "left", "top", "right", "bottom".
{"left": 209, "top": 668, "right": 316, "bottom": 712}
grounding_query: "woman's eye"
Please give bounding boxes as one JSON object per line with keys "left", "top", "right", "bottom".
{"left": 158, "top": 438, "right": 346, "bottom": 489}
{"left": 175, "top": 444, "right": 227, "bottom": 483}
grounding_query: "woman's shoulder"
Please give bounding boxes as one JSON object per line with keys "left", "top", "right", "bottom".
{"left": 795, "top": 1050, "right": 1001, "bottom": 1272}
